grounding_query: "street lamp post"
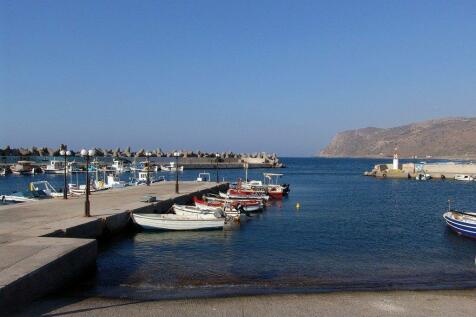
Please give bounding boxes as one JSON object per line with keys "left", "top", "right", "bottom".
{"left": 215, "top": 153, "right": 220, "bottom": 183}
{"left": 81, "top": 149, "right": 96, "bottom": 217}
{"left": 145, "top": 152, "right": 152, "bottom": 186}
{"left": 59, "top": 149, "right": 71, "bottom": 199}
{"left": 174, "top": 152, "right": 180, "bottom": 193}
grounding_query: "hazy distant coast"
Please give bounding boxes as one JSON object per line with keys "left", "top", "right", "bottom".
{"left": 319, "top": 117, "right": 476, "bottom": 160}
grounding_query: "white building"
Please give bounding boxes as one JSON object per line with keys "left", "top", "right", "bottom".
{"left": 392, "top": 148, "right": 399, "bottom": 170}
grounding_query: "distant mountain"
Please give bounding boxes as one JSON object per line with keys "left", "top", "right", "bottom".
{"left": 319, "top": 117, "right": 476, "bottom": 158}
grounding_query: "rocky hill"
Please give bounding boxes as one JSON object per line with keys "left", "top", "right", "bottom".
{"left": 319, "top": 117, "right": 476, "bottom": 158}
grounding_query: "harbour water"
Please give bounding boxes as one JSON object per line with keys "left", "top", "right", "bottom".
{"left": 2, "top": 158, "right": 476, "bottom": 299}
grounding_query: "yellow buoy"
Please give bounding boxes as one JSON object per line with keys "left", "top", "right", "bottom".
{"left": 295, "top": 202, "right": 301, "bottom": 209}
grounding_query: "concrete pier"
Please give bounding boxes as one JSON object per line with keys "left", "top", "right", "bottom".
{"left": 0, "top": 181, "right": 228, "bottom": 311}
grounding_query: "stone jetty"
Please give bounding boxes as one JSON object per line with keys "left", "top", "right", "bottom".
{"left": 0, "top": 145, "right": 284, "bottom": 169}
{"left": 0, "top": 181, "right": 228, "bottom": 311}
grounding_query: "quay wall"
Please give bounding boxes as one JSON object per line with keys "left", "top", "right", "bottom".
{"left": 367, "top": 162, "right": 476, "bottom": 179}
{"left": 0, "top": 238, "right": 97, "bottom": 312}
{"left": 424, "top": 164, "right": 476, "bottom": 178}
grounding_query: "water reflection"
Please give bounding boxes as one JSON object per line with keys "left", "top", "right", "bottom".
{"left": 76, "top": 158, "right": 476, "bottom": 299}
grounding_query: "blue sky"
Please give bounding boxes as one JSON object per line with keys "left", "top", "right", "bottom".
{"left": 1, "top": 0, "right": 475, "bottom": 156}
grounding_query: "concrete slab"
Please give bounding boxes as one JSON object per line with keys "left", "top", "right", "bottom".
{"left": 0, "top": 237, "right": 97, "bottom": 311}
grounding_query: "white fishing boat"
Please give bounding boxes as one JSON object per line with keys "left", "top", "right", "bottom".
{"left": 443, "top": 210, "right": 476, "bottom": 239}
{"left": 105, "top": 174, "right": 128, "bottom": 189}
{"left": 234, "top": 173, "right": 289, "bottom": 199}
{"left": 132, "top": 213, "right": 225, "bottom": 230}
{"left": 1, "top": 190, "right": 50, "bottom": 203}
{"left": 44, "top": 160, "right": 67, "bottom": 174}
{"left": 1, "top": 194, "right": 36, "bottom": 203}
{"left": 29, "top": 181, "right": 63, "bottom": 198}
{"left": 130, "top": 161, "right": 158, "bottom": 172}
{"left": 10, "top": 161, "right": 40, "bottom": 175}
{"left": 197, "top": 196, "right": 263, "bottom": 212}
{"left": 160, "top": 161, "right": 184, "bottom": 172}
{"left": 196, "top": 172, "right": 211, "bottom": 182}
{"left": 454, "top": 175, "right": 474, "bottom": 181}
{"left": 67, "top": 161, "right": 82, "bottom": 173}
{"left": 68, "top": 182, "right": 101, "bottom": 195}
{"left": 415, "top": 173, "right": 431, "bottom": 181}
{"left": 0, "top": 167, "right": 8, "bottom": 176}
{"left": 219, "top": 191, "right": 269, "bottom": 201}
{"left": 111, "top": 159, "right": 131, "bottom": 173}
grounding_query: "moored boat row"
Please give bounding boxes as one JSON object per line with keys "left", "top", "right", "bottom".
{"left": 132, "top": 173, "right": 290, "bottom": 231}
{"left": 1, "top": 158, "right": 184, "bottom": 176}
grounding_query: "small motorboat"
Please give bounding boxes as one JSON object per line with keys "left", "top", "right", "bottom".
{"left": 129, "top": 160, "right": 157, "bottom": 172}
{"left": 220, "top": 190, "right": 269, "bottom": 201}
{"left": 105, "top": 174, "right": 128, "bottom": 189}
{"left": 454, "top": 175, "right": 474, "bottom": 181}
{"left": 44, "top": 160, "right": 67, "bottom": 174}
{"left": 0, "top": 167, "right": 11, "bottom": 176}
{"left": 234, "top": 173, "right": 290, "bottom": 198}
{"left": 1, "top": 190, "right": 50, "bottom": 203}
{"left": 111, "top": 159, "right": 131, "bottom": 173}
{"left": 416, "top": 173, "right": 431, "bottom": 181}
{"left": 68, "top": 182, "right": 101, "bottom": 195}
{"left": 443, "top": 210, "right": 476, "bottom": 239}
{"left": 67, "top": 161, "right": 82, "bottom": 173}
{"left": 196, "top": 172, "right": 211, "bottom": 182}
{"left": 132, "top": 213, "right": 225, "bottom": 230}
{"left": 160, "top": 162, "right": 184, "bottom": 172}
{"left": 10, "top": 161, "right": 42, "bottom": 175}
{"left": 29, "top": 181, "right": 63, "bottom": 198}
{"left": 129, "top": 172, "right": 165, "bottom": 186}
{"left": 197, "top": 196, "right": 263, "bottom": 212}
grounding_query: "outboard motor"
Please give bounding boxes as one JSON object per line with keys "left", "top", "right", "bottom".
{"left": 214, "top": 209, "right": 225, "bottom": 218}
{"left": 237, "top": 203, "right": 251, "bottom": 217}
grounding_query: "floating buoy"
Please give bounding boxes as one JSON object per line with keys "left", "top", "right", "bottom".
{"left": 295, "top": 202, "right": 301, "bottom": 209}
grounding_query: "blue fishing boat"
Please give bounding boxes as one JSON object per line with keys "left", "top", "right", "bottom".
{"left": 443, "top": 210, "right": 476, "bottom": 239}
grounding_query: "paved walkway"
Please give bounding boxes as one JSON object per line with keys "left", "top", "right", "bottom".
{"left": 11, "top": 290, "right": 476, "bottom": 316}
{"left": 0, "top": 181, "right": 223, "bottom": 243}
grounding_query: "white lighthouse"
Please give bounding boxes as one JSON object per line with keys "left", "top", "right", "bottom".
{"left": 392, "top": 147, "right": 399, "bottom": 170}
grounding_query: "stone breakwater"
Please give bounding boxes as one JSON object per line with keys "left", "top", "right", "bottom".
{"left": 0, "top": 146, "right": 284, "bottom": 168}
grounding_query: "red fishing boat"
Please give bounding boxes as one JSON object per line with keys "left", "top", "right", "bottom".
{"left": 195, "top": 196, "right": 262, "bottom": 212}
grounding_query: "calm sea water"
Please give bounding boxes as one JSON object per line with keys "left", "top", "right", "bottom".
{"left": 2, "top": 158, "right": 476, "bottom": 298}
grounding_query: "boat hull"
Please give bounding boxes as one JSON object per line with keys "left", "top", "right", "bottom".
{"left": 44, "top": 169, "right": 66, "bottom": 174}
{"left": 219, "top": 191, "right": 269, "bottom": 201}
{"left": 173, "top": 205, "right": 220, "bottom": 219}
{"left": 443, "top": 212, "right": 476, "bottom": 239}
{"left": 132, "top": 213, "right": 224, "bottom": 231}
{"left": 204, "top": 195, "right": 264, "bottom": 211}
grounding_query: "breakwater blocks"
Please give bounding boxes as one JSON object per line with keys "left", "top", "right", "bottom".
{"left": 0, "top": 181, "right": 228, "bottom": 312}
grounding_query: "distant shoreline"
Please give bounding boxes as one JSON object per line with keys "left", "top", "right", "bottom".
{"left": 316, "top": 155, "right": 476, "bottom": 161}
